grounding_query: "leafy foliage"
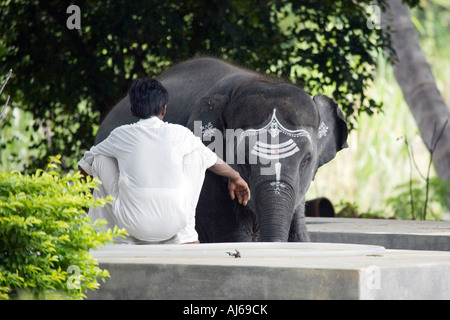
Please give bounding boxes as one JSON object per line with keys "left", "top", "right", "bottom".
{"left": 0, "top": 155, "right": 126, "bottom": 299}
{"left": 0, "top": 0, "right": 419, "bottom": 170}
{"left": 386, "top": 177, "right": 450, "bottom": 220}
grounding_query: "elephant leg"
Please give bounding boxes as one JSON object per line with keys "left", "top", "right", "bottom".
{"left": 195, "top": 172, "right": 255, "bottom": 243}
{"left": 288, "top": 201, "right": 311, "bottom": 242}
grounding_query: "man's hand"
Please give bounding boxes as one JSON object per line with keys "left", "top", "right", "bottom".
{"left": 228, "top": 176, "right": 251, "bottom": 206}
{"left": 208, "top": 157, "right": 251, "bottom": 206}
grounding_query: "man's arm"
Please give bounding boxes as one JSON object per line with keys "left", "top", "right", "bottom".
{"left": 78, "top": 132, "right": 117, "bottom": 177}
{"left": 208, "top": 157, "right": 251, "bottom": 206}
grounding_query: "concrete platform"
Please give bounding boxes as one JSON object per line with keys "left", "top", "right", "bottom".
{"left": 307, "top": 217, "right": 450, "bottom": 251}
{"left": 88, "top": 242, "right": 450, "bottom": 300}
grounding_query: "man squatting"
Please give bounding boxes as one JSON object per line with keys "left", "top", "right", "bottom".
{"left": 78, "top": 78, "right": 251, "bottom": 244}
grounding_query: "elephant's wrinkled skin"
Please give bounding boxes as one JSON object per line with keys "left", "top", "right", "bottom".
{"left": 95, "top": 57, "right": 348, "bottom": 242}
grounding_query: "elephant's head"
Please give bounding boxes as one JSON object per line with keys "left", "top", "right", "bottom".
{"left": 187, "top": 80, "right": 348, "bottom": 241}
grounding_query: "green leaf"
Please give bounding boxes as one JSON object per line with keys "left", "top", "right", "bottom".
{"left": 0, "top": 156, "right": 125, "bottom": 299}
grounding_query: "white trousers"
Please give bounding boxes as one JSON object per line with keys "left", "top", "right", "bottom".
{"left": 89, "top": 154, "right": 204, "bottom": 244}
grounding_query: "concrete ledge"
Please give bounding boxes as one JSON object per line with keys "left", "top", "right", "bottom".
{"left": 88, "top": 243, "right": 450, "bottom": 300}
{"left": 307, "top": 217, "right": 450, "bottom": 251}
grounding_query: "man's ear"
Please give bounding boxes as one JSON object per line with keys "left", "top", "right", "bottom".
{"left": 186, "top": 94, "right": 229, "bottom": 143}
{"left": 313, "top": 95, "right": 349, "bottom": 168}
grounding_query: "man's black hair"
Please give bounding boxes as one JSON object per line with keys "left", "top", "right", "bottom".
{"left": 129, "top": 78, "right": 168, "bottom": 119}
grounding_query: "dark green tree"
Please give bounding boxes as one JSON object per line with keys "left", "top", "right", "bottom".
{"left": 0, "top": 0, "right": 419, "bottom": 170}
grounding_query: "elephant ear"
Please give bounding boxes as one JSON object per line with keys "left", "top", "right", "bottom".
{"left": 313, "top": 95, "right": 349, "bottom": 168}
{"left": 186, "top": 94, "right": 229, "bottom": 144}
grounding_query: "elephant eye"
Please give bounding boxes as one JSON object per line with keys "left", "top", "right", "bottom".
{"left": 301, "top": 153, "right": 312, "bottom": 166}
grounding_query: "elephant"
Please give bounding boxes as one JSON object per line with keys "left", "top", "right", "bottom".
{"left": 95, "top": 57, "right": 348, "bottom": 242}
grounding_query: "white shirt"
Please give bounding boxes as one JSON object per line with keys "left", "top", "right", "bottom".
{"left": 78, "top": 117, "right": 217, "bottom": 242}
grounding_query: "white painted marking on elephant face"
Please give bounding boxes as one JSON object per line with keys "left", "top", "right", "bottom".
{"left": 201, "top": 122, "right": 216, "bottom": 139}
{"left": 275, "top": 161, "right": 281, "bottom": 181}
{"left": 235, "top": 109, "right": 310, "bottom": 195}
{"left": 318, "top": 121, "right": 328, "bottom": 139}
{"left": 270, "top": 161, "right": 285, "bottom": 195}
{"left": 251, "top": 139, "right": 299, "bottom": 160}
{"left": 237, "top": 109, "right": 310, "bottom": 145}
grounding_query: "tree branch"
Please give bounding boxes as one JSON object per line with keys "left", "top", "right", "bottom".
{"left": 0, "top": 69, "right": 12, "bottom": 120}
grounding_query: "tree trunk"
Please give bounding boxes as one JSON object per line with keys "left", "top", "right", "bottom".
{"left": 381, "top": 0, "right": 450, "bottom": 182}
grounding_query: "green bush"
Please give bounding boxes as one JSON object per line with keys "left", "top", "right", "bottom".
{"left": 0, "top": 155, "right": 126, "bottom": 299}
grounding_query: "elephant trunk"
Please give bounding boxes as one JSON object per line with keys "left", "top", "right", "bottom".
{"left": 254, "top": 181, "right": 296, "bottom": 242}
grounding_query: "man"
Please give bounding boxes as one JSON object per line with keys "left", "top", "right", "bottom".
{"left": 78, "top": 78, "right": 250, "bottom": 244}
